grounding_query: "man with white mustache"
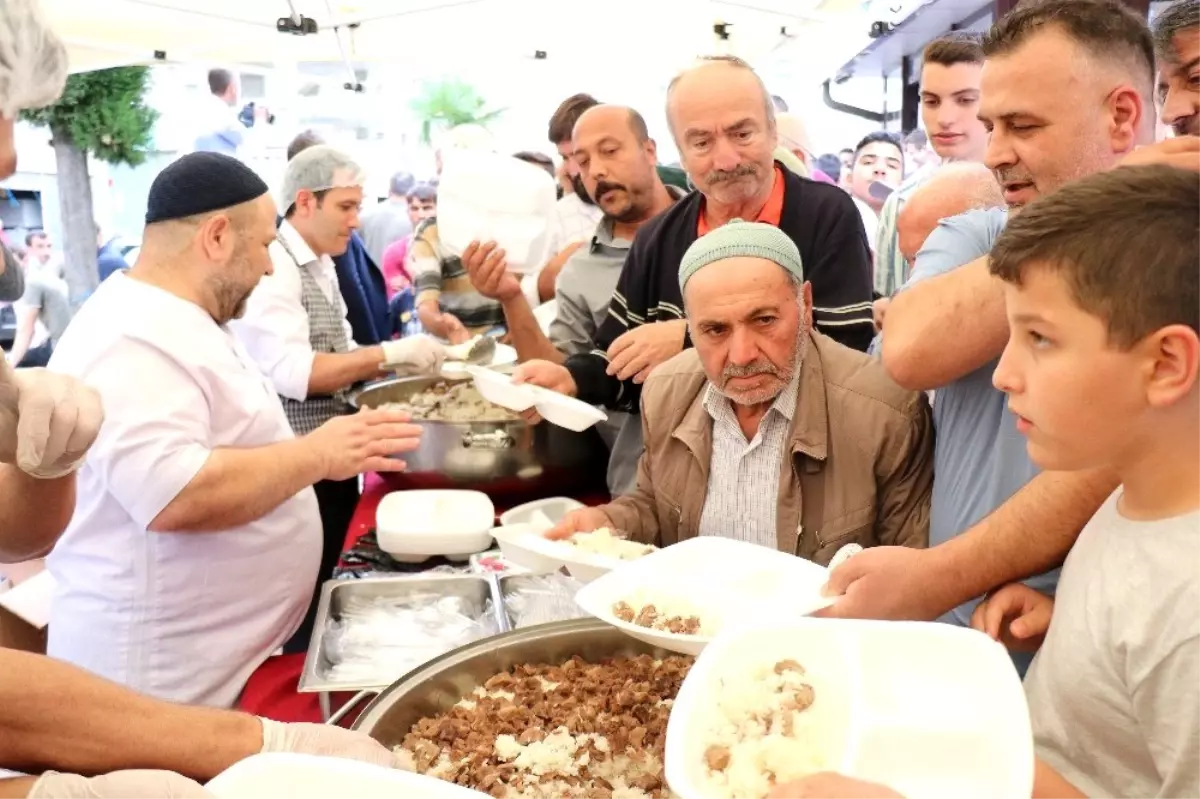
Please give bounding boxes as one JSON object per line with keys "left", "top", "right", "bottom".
{"left": 546, "top": 221, "right": 931, "bottom": 565}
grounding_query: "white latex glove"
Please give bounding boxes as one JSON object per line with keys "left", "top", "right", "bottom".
{"left": 27, "top": 770, "right": 213, "bottom": 798}
{"left": 0, "top": 358, "right": 104, "bottom": 479}
{"left": 380, "top": 335, "right": 445, "bottom": 376}
{"left": 258, "top": 718, "right": 412, "bottom": 770}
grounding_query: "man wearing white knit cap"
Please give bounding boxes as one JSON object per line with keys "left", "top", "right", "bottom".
{"left": 547, "top": 220, "right": 932, "bottom": 564}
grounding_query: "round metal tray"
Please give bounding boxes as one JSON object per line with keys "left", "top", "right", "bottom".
{"left": 352, "top": 618, "right": 673, "bottom": 746}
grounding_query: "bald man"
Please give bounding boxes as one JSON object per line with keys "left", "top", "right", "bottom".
{"left": 897, "top": 163, "right": 1002, "bottom": 266}
{"left": 462, "top": 104, "right": 683, "bottom": 496}
{"left": 45, "top": 152, "right": 423, "bottom": 708}
{"left": 874, "top": 164, "right": 1002, "bottom": 332}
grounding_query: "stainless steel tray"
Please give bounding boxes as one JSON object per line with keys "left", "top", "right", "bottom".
{"left": 352, "top": 618, "right": 676, "bottom": 745}
{"left": 299, "top": 574, "right": 507, "bottom": 695}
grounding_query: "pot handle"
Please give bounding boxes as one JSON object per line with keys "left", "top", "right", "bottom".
{"left": 461, "top": 430, "right": 515, "bottom": 449}
{"left": 321, "top": 689, "right": 378, "bottom": 726}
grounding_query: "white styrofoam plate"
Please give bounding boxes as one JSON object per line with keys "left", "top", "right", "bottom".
{"left": 498, "top": 497, "right": 585, "bottom": 530}
{"left": 665, "top": 618, "right": 1034, "bottom": 799}
{"left": 490, "top": 523, "right": 567, "bottom": 574}
{"left": 376, "top": 490, "right": 495, "bottom": 562}
{"left": 530, "top": 387, "right": 608, "bottom": 432}
{"left": 574, "top": 537, "right": 835, "bottom": 657}
{"left": 465, "top": 365, "right": 537, "bottom": 412}
{"left": 490, "top": 524, "right": 656, "bottom": 584}
{"left": 206, "top": 753, "right": 488, "bottom": 799}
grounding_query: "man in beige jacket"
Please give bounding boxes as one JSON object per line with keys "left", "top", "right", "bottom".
{"left": 548, "top": 220, "right": 931, "bottom": 565}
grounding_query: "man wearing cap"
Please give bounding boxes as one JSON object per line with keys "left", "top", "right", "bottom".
{"left": 547, "top": 221, "right": 931, "bottom": 563}
{"left": 45, "top": 151, "right": 425, "bottom": 707}
{"left": 232, "top": 146, "right": 443, "bottom": 646}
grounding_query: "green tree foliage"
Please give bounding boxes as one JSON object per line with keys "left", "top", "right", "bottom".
{"left": 409, "top": 78, "right": 504, "bottom": 145}
{"left": 22, "top": 66, "right": 158, "bottom": 167}
{"left": 19, "top": 66, "right": 157, "bottom": 304}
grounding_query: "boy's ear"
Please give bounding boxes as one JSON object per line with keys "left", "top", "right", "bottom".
{"left": 1144, "top": 325, "right": 1200, "bottom": 408}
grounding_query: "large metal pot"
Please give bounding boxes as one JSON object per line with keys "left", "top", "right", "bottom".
{"left": 350, "top": 375, "right": 608, "bottom": 495}
{"left": 353, "top": 618, "right": 672, "bottom": 746}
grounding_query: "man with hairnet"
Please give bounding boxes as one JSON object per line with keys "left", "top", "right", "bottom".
{"left": 232, "top": 145, "right": 444, "bottom": 651}
{"left": 0, "top": 5, "right": 412, "bottom": 798}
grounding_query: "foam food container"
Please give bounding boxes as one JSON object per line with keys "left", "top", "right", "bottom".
{"left": 376, "top": 490, "right": 495, "bottom": 563}
{"left": 574, "top": 537, "right": 835, "bottom": 656}
{"left": 437, "top": 149, "right": 557, "bottom": 273}
{"left": 665, "top": 618, "right": 1034, "bottom": 799}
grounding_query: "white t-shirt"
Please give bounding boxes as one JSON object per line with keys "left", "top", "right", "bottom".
{"left": 1024, "top": 490, "right": 1200, "bottom": 797}
{"left": 46, "top": 273, "right": 321, "bottom": 708}
{"left": 853, "top": 197, "right": 879, "bottom": 250}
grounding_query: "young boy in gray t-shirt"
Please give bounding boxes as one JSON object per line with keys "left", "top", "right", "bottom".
{"left": 974, "top": 165, "right": 1199, "bottom": 798}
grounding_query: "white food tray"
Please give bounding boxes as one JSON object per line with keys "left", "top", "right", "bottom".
{"left": 574, "top": 537, "right": 834, "bottom": 656}
{"left": 376, "top": 490, "right": 495, "bottom": 562}
{"left": 665, "top": 618, "right": 1034, "bottom": 799}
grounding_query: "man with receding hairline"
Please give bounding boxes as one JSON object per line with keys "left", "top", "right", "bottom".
{"left": 45, "top": 152, "right": 424, "bottom": 708}
{"left": 1154, "top": 0, "right": 1199, "bottom": 137}
{"left": 515, "top": 55, "right": 874, "bottom": 423}
{"left": 824, "top": 0, "right": 1171, "bottom": 652}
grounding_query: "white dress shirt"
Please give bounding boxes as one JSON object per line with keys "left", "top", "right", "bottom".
{"left": 231, "top": 221, "right": 356, "bottom": 401}
{"left": 46, "top": 273, "right": 321, "bottom": 708}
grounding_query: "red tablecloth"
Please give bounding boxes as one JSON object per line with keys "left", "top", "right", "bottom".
{"left": 237, "top": 474, "right": 608, "bottom": 724}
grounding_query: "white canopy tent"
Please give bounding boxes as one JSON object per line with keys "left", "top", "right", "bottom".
{"left": 41, "top": 0, "right": 886, "bottom": 93}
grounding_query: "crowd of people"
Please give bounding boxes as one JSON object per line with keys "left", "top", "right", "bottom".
{"left": 0, "top": 0, "right": 1197, "bottom": 796}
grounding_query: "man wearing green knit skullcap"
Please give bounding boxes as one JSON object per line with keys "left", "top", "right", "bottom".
{"left": 544, "top": 216, "right": 934, "bottom": 565}
{"left": 678, "top": 219, "right": 804, "bottom": 293}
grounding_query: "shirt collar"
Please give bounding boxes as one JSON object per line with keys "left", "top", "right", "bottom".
{"left": 278, "top": 219, "right": 321, "bottom": 267}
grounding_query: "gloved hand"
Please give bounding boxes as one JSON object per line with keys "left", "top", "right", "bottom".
{"left": 0, "top": 358, "right": 104, "bottom": 479}
{"left": 380, "top": 335, "right": 445, "bottom": 376}
{"left": 27, "top": 770, "right": 213, "bottom": 798}
{"left": 258, "top": 718, "right": 412, "bottom": 770}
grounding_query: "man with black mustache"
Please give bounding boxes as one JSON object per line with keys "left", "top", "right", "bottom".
{"left": 463, "top": 105, "right": 683, "bottom": 495}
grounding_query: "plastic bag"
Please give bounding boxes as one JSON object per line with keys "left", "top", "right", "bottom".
{"left": 321, "top": 592, "right": 500, "bottom": 685}
{"left": 502, "top": 574, "right": 589, "bottom": 629}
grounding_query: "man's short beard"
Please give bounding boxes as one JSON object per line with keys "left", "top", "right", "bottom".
{"left": 716, "top": 319, "right": 810, "bottom": 407}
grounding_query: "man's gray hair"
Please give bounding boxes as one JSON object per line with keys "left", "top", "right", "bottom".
{"left": 1153, "top": 0, "right": 1199, "bottom": 61}
{"left": 0, "top": 0, "right": 68, "bottom": 119}
{"left": 279, "top": 144, "right": 365, "bottom": 211}
{"left": 665, "top": 55, "right": 776, "bottom": 139}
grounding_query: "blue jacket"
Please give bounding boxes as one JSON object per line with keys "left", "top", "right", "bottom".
{"left": 332, "top": 232, "right": 390, "bottom": 346}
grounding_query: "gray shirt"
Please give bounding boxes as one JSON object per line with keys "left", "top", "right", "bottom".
{"left": 1025, "top": 491, "right": 1199, "bottom": 798}
{"left": 550, "top": 217, "right": 640, "bottom": 497}
{"left": 0, "top": 244, "right": 24, "bottom": 302}
{"left": 906, "top": 208, "right": 1053, "bottom": 627}
{"left": 358, "top": 200, "right": 413, "bottom": 267}
{"left": 19, "top": 270, "right": 71, "bottom": 344}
